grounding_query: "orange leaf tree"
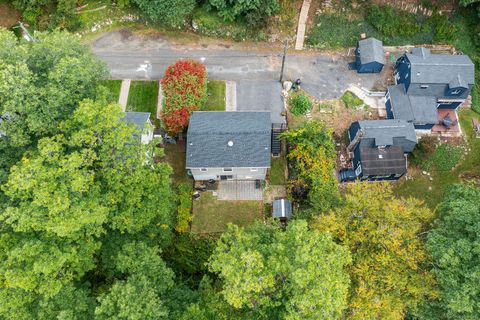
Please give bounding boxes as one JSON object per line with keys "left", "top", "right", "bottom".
{"left": 160, "top": 59, "right": 207, "bottom": 135}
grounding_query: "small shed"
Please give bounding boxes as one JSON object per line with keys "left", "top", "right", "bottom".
{"left": 272, "top": 199, "right": 292, "bottom": 222}
{"left": 354, "top": 37, "right": 385, "bottom": 73}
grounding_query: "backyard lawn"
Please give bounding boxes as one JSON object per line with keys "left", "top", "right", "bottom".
{"left": 270, "top": 154, "right": 287, "bottom": 185}
{"left": 126, "top": 80, "right": 159, "bottom": 126}
{"left": 163, "top": 142, "right": 191, "bottom": 185}
{"left": 100, "top": 80, "right": 122, "bottom": 103}
{"left": 191, "top": 192, "right": 264, "bottom": 234}
{"left": 393, "top": 109, "right": 480, "bottom": 210}
{"left": 204, "top": 80, "right": 226, "bottom": 111}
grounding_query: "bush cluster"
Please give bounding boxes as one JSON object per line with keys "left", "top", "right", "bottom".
{"left": 160, "top": 60, "right": 208, "bottom": 135}
{"left": 341, "top": 91, "right": 363, "bottom": 109}
{"left": 175, "top": 183, "right": 193, "bottom": 233}
{"left": 289, "top": 93, "right": 313, "bottom": 116}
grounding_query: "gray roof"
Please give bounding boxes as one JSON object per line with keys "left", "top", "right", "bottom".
{"left": 388, "top": 84, "right": 438, "bottom": 124}
{"left": 272, "top": 199, "right": 292, "bottom": 219}
{"left": 407, "top": 48, "right": 474, "bottom": 85}
{"left": 358, "top": 37, "right": 385, "bottom": 64}
{"left": 357, "top": 119, "right": 417, "bottom": 146}
{"left": 122, "top": 112, "right": 151, "bottom": 131}
{"left": 360, "top": 146, "right": 407, "bottom": 176}
{"left": 449, "top": 74, "right": 468, "bottom": 89}
{"left": 186, "top": 112, "right": 271, "bottom": 168}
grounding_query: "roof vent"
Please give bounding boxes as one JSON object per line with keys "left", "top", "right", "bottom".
{"left": 227, "top": 141, "right": 234, "bottom": 147}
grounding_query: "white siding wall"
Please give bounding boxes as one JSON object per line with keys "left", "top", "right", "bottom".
{"left": 190, "top": 167, "right": 268, "bottom": 181}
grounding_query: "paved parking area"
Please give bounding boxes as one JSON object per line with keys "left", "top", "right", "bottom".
{"left": 217, "top": 180, "right": 263, "bottom": 200}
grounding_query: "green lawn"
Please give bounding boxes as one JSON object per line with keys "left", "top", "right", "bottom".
{"left": 100, "top": 80, "right": 122, "bottom": 103}
{"left": 126, "top": 81, "right": 159, "bottom": 126}
{"left": 270, "top": 155, "right": 287, "bottom": 185}
{"left": 163, "top": 142, "right": 192, "bottom": 185}
{"left": 204, "top": 80, "right": 226, "bottom": 111}
{"left": 393, "top": 109, "right": 480, "bottom": 210}
{"left": 191, "top": 192, "right": 264, "bottom": 234}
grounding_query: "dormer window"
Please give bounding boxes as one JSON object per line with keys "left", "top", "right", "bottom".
{"left": 451, "top": 89, "right": 461, "bottom": 95}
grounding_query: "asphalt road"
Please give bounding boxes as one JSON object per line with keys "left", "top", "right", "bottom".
{"left": 91, "top": 30, "right": 382, "bottom": 101}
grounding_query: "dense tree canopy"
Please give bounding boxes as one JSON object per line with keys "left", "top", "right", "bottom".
{"left": 0, "top": 28, "right": 107, "bottom": 183}
{"left": 0, "top": 99, "right": 176, "bottom": 319}
{"left": 208, "top": 220, "right": 351, "bottom": 319}
{"left": 418, "top": 184, "right": 480, "bottom": 319}
{"left": 132, "top": 0, "right": 196, "bottom": 28}
{"left": 208, "top": 0, "right": 280, "bottom": 27}
{"left": 312, "top": 183, "right": 436, "bottom": 320}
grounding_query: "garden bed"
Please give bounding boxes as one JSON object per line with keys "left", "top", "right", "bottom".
{"left": 191, "top": 192, "right": 264, "bottom": 234}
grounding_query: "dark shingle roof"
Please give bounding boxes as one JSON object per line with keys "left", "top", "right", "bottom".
{"left": 407, "top": 48, "right": 474, "bottom": 85}
{"left": 272, "top": 199, "right": 292, "bottom": 219}
{"left": 186, "top": 112, "right": 271, "bottom": 168}
{"left": 358, "top": 37, "right": 385, "bottom": 64}
{"left": 360, "top": 146, "right": 407, "bottom": 176}
{"left": 122, "top": 112, "right": 151, "bottom": 131}
{"left": 449, "top": 74, "right": 468, "bottom": 89}
{"left": 357, "top": 119, "right": 416, "bottom": 146}
{"left": 388, "top": 84, "right": 438, "bottom": 124}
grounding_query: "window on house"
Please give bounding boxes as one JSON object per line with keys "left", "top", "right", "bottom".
{"left": 451, "top": 89, "right": 461, "bottom": 95}
{"left": 223, "top": 168, "right": 233, "bottom": 172}
{"left": 250, "top": 168, "right": 258, "bottom": 172}
{"left": 420, "top": 85, "right": 429, "bottom": 89}
{"left": 200, "top": 168, "right": 208, "bottom": 172}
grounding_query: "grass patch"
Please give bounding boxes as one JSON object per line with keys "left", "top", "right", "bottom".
{"left": 126, "top": 80, "right": 159, "bottom": 126}
{"left": 191, "top": 192, "right": 264, "bottom": 234}
{"left": 99, "top": 80, "right": 122, "bottom": 103}
{"left": 341, "top": 91, "right": 363, "bottom": 109}
{"left": 393, "top": 109, "right": 480, "bottom": 210}
{"left": 204, "top": 80, "right": 226, "bottom": 111}
{"left": 163, "top": 142, "right": 192, "bottom": 185}
{"left": 270, "top": 154, "right": 287, "bottom": 185}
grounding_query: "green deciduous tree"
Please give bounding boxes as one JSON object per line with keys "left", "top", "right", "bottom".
{"left": 208, "top": 220, "right": 351, "bottom": 319}
{"left": 132, "top": 0, "right": 196, "bottom": 28}
{"left": 281, "top": 120, "right": 340, "bottom": 213}
{"left": 418, "top": 184, "right": 480, "bottom": 319}
{"left": 312, "top": 182, "right": 436, "bottom": 320}
{"left": 209, "top": 0, "right": 280, "bottom": 27}
{"left": 0, "top": 99, "right": 175, "bottom": 318}
{"left": 0, "top": 29, "right": 107, "bottom": 183}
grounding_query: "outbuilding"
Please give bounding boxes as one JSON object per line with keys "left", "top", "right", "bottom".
{"left": 353, "top": 37, "right": 385, "bottom": 73}
{"left": 272, "top": 199, "right": 292, "bottom": 222}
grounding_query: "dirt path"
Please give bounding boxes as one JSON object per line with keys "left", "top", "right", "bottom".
{"left": 0, "top": 4, "right": 20, "bottom": 28}
{"left": 294, "top": 0, "right": 312, "bottom": 50}
{"left": 118, "top": 79, "right": 131, "bottom": 111}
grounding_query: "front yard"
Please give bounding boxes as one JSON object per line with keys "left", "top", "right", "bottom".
{"left": 393, "top": 109, "right": 480, "bottom": 210}
{"left": 204, "top": 80, "right": 226, "bottom": 111}
{"left": 191, "top": 192, "right": 264, "bottom": 234}
{"left": 126, "top": 80, "right": 159, "bottom": 126}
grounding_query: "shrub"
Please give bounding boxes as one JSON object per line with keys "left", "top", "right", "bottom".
{"left": 132, "top": 0, "right": 196, "bottom": 28}
{"left": 289, "top": 94, "right": 313, "bottom": 116}
{"left": 175, "top": 183, "right": 193, "bottom": 233}
{"left": 161, "top": 60, "right": 208, "bottom": 135}
{"left": 208, "top": 0, "right": 280, "bottom": 27}
{"left": 341, "top": 91, "right": 363, "bottom": 109}
{"left": 367, "top": 4, "right": 423, "bottom": 38}
{"left": 410, "top": 136, "right": 437, "bottom": 167}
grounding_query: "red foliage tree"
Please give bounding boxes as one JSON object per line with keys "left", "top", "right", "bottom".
{"left": 160, "top": 59, "right": 208, "bottom": 135}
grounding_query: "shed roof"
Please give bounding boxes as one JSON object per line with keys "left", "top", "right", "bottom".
{"left": 388, "top": 84, "right": 438, "bottom": 124}
{"left": 272, "top": 199, "right": 292, "bottom": 219}
{"left": 357, "top": 119, "right": 416, "bottom": 146}
{"left": 358, "top": 37, "right": 385, "bottom": 65}
{"left": 406, "top": 48, "right": 474, "bottom": 85}
{"left": 360, "top": 146, "right": 407, "bottom": 176}
{"left": 186, "top": 111, "right": 271, "bottom": 168}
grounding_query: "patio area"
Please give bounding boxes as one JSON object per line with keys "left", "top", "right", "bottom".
{"left": 217, "top": 180, "right": 263, "bottom": 200}
{"left": 432, "top": 109, "right": 462, "bottom": 137}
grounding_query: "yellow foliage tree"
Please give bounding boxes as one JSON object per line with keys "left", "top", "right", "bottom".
{"left": 311, "top": 182, "right": 437, "bottom": 320}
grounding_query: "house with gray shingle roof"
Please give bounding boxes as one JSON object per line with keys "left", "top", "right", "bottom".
{"left": 122, "top": 112, "right": 153, "bottom": 144}
{"left": 344, "top": 119, "right": 416, "bottom": 181}
{"left": 387, "top": 47, "right": 475, "bottom": 131}
{"left": 353, "top": 37, "right": 385, "bottom": 73}
{"left": 186, "top": 111, "right": 271, "bottom": 181}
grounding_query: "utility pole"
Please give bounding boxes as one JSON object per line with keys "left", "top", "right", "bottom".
{"left": 279, "top": 39, "right": 288, "bottom": 83}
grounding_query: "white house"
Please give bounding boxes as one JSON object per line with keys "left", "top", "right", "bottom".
{"left": 122, "top": 112, "right": 154, "bottom": 144}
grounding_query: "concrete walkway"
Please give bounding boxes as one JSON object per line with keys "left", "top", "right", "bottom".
{"left": 295, "top": 0, "right": 312, "bottom": 50}
{"left": 217, "top": 181, "right": 263, "bottom": 200}
{"left": 118, "top": 79, "right": 131, "bottom": 111}
{"left": 225, "top": 81, "right": 237, "bottom": 111}
{"left": 156, "top": 83, "right": 163, "bottom": 119}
